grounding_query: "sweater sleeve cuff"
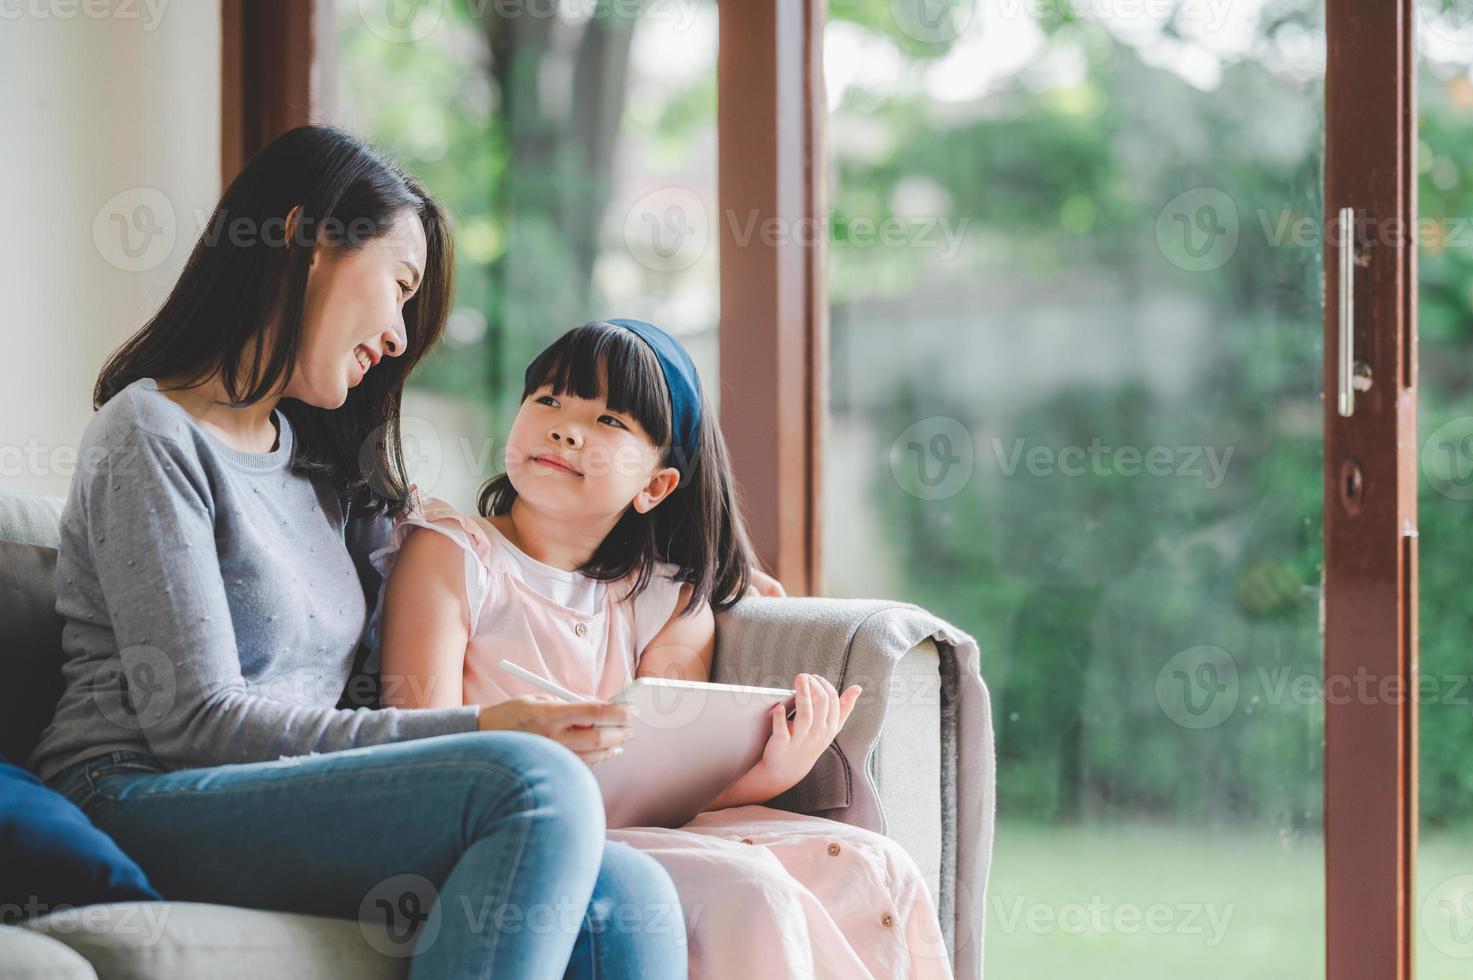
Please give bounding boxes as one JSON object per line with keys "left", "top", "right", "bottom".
{"left": 390, "top": 703, "right": 482, "bottom": 739}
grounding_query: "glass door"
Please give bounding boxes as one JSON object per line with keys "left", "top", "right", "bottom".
{"left": 823, "top": 3, "right": 1330, "bottom": 974}
{"left": 1415, "top": 3, "right": 1473, "bottom": 978}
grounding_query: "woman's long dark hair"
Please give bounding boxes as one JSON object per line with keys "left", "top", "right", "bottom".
{"left": 95, "top": 125, "right": 454, "bottom": 517}
{"left": 478, "top": 321, "right": 755, "bottom": 615}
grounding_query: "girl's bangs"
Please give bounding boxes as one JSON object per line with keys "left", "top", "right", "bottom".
{"left": 523, "top": 323, "right": 673, "bottom": 448}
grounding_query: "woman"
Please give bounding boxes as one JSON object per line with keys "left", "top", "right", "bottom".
{"left": 29, "top": 126, "right": 777, "bottom": 977}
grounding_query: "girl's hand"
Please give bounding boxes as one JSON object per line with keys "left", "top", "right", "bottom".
{"left": 746, "top": 566, "right": 787, "bottom": 598}
{"left": 752, "top": 673, "right": 861, "bottom": 794}
{"left": 477, "top": 695, "right": 635, "bottom": 767}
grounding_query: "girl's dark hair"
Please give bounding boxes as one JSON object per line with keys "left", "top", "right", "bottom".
{"left": 95, "top": 125, "right": 454, "bottom": 518}
{"left": 478, "top": 321, "right": 755, "bottom": 615}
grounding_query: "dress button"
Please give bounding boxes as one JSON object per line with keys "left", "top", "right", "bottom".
{"left": 827, "top": 842, "right": 841, "bottom": 856}
{"left": 880, "top": 912, "right": 895, "bottom": 929}
{"left": 574, "top": 622, "right": 588, "bottom": 637}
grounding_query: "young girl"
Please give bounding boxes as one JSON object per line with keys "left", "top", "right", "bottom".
{"left": 373, "top": 319, "right": 952, "bottom": 979}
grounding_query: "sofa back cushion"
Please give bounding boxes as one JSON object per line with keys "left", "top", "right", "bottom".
{"left": 0, "top": 494, "right": 66, "bottom": 766}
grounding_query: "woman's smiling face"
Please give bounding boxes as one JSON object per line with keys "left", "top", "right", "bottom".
{"left": 283, "top": 207, "right": 427, "bottom": 409}
{"left": 502, "top": 376, "right": 681, "bottom": 521}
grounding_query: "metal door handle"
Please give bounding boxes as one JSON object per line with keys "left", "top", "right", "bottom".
{"left": 1337, "top": 206, "right": 1372, "bottom": 417}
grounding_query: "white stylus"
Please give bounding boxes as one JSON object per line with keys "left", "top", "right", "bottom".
{"left": 498, "top": 659, "right": 590, "bottom": 703}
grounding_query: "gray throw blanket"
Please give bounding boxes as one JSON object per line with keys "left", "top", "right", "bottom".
{"left": 713, "top": 596, "right": 995, "bottom": 980}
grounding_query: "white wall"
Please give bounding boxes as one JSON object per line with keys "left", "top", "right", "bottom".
{"left": 0, "top": 0, "right": 220, "bottom": 497}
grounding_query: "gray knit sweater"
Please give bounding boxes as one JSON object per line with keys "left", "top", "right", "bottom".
{"left": 29, "top": 378, "right": 480, "bottom": 783}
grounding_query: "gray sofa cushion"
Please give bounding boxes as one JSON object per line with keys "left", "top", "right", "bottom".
{"left": 0, "top": 493, "right": 62, "bottom": 550}
{"left": 0, "top": 923, "right": 98, "bottom": 979}
{"left": 0, "top": 494, "right": 66, "bottom": 765}
{"left": 23, "top": 902, "right": 405, "bottom": 980}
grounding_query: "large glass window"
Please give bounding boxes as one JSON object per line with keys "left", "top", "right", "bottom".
{"left": 1415, "top": 5, "right": 1473, "bottom": 978}
{"left": 335, "top": 0, "right": 719, "bottom": 504}
{"left": 824, "top": 3, "right": 1326, "bottom": 974}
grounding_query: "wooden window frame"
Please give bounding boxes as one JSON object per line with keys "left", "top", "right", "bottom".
{"left": 716, "top": 0, "right": 827, "bottom": 596}
{"left": 1323, "top": 2, "right": 1418, "bottom": 978}
{"left": 220, "top": 0, "right": 329, "bottom": 187}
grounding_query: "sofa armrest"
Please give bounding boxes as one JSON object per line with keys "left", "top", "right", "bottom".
{"left": 714, "top": 596, "right": 991, "bottom": 978}
{"left": 868, "top": 637, "right": 943, "bottom": 890}
{"left": 711, "top": 598, "right": 944, "bottom": 888}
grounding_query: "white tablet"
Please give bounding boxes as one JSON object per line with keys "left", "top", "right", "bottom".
{"left": 592, "top": 677, "right": 797, "bottom": 829}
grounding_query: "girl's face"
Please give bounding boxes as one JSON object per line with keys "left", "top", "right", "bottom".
{"left": 503, "top": 378, "right": 682, "bottom": 522}
{"left": 282, "top": 207, "right": 427, "bottom": 409}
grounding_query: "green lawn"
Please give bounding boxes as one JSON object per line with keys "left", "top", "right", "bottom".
{"left": 983, "top": 820, "right": 1473, "bottom": 978}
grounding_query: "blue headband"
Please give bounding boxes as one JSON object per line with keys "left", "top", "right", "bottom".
{"left": 526, "top": 318, "right": 704, "bottom": 486}
{"left": 607, "top": 318, "right": 703, "bottom": 486}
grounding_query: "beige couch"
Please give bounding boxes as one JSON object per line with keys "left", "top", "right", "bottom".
{"left": 0, "top": 491, "right": 952, "bottom": 979}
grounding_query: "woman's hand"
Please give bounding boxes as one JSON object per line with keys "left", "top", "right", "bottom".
{"left": 752, "top": 673, "right": 861, "bottom": 795}
{"left": 477, "top": 695, "right": 635, "bottom": 767}
{"left": 746, "top": 566, "right": 787, "bottom": 598}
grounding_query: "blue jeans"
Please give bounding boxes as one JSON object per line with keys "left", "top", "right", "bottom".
{"left": 48, "top": 731, "right": 687, "bottom": 979}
